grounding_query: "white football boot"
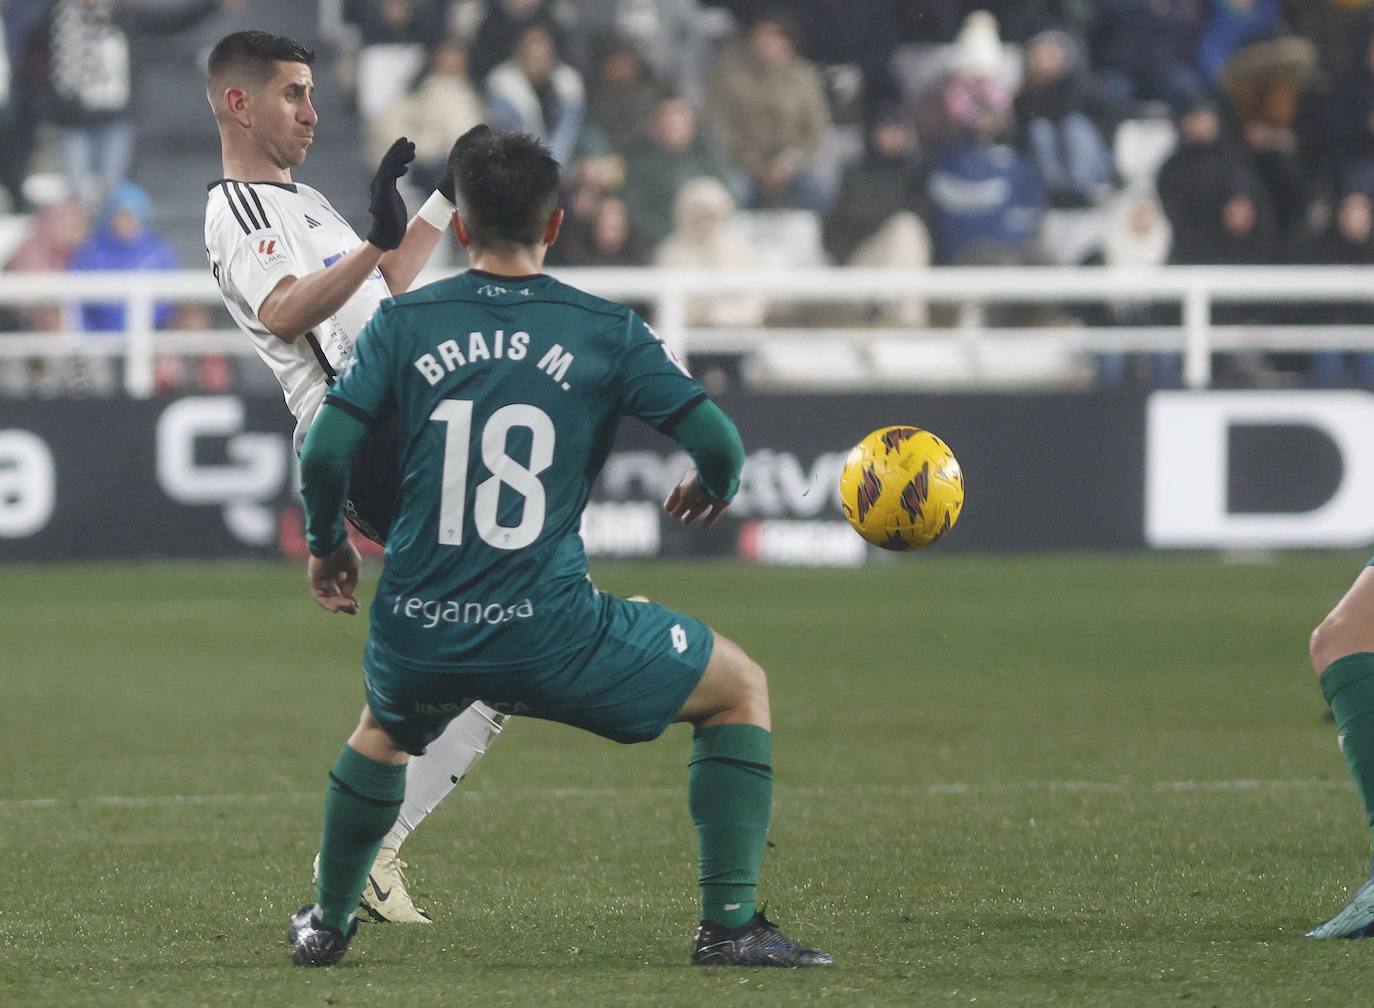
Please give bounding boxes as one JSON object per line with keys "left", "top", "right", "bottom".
{"left": 312, "top": 848, "right": 433, "bottom": 924}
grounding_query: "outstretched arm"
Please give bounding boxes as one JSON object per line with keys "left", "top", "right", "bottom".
{"left": 300, "top": 404, "right": 371, "bottom": 613}
{"left": 662, "top": 398, "right": 746, "bottom": 528}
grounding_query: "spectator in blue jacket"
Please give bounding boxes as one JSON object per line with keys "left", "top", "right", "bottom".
{"left": 925, "top": 70, "right": 1044, "bottom": 265}
{"left": 68, "top": 182, "right": 176, "bottom": 333}
{"left": 925, "top": 133, "right": 1044, "bottom": 264}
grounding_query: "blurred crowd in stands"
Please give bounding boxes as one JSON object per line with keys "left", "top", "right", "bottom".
{"left": 8, "top": 0, "right": 1374, "bottom": 394}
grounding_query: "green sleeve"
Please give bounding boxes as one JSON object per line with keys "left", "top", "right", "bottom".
{"left": 299, "top": 404, "right": 370, "bottom": 556}
{"left": 671, "top": 398, "right": 745, "bottom": 501}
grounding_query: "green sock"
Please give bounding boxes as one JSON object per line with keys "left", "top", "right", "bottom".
{"left": 315, "top": 745, "right": 407, "bottom": 931}
{"left": 1322, "top": 653, "right": 1374, "bottom": 869}
{"left": 688, "top": 723, "right": 773, "bottom": 929}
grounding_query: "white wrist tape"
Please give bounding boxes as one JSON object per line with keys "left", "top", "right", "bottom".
{"left": 417, "top": 190, "right": 457, "bottom": 230}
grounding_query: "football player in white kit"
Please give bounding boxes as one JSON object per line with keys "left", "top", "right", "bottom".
{"left": 204, "top": 30, "right": 502, "bottom": 924}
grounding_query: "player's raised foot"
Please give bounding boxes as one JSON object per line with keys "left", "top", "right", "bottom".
{"left": 310, "top": 849, "right": 433, "bottom": 924}
{"left": 287, "top": 905, "right": 357, "bottom": 966}
{"left": 1308, "top": 875, "right": 1374, "bottom": 938}
{"left": 691, "top": 911, "right": 834, "bottom": 967}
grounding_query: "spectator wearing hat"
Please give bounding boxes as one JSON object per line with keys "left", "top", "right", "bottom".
{"left": 68, "top": 182, "right": 176, "bottom": 333}
{"left": 926, "top": 29, "right": 1043, "bottom": 267}
{"left": 1220, "top": 33, "right": 1318, "bottom": 247}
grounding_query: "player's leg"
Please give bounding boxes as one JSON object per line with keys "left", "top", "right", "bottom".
{"left": 358, "top": 702, "right": 507, "bottom": 923}
{"left": 673, "top": 631, "right": 831, "bottom": 966}
{"left": 384, "top": 703, "right": 506, "bottom": 850}
{"left": 337, "top": 434, "right": 511, "bottom": 923}
{"left": 1308, "top": 563, "right": 1374, "bottom": 937}
{"left": 291, "top": 707, "right": 409, "bottom": 966}
{"left": 675, "top": 633, "right": 772, "bottom": 925}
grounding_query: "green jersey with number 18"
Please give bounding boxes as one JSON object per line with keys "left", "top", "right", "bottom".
{"left": 325, "top": 268, "right": 707, "bottom": 674}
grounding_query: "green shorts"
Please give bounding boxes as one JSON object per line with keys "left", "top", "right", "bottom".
{"left": 362, "top": 592, "right": 714, "bottom": 754}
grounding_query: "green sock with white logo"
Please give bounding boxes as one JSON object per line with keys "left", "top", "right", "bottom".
{"left": 315, "top": 745, "right": 407, "bottom": 932}
{"left": 1321, "top": 654, "right": 1374, "bottom": 869}
{"left": 689, "top": 724, "right": 773, "bottom": 929}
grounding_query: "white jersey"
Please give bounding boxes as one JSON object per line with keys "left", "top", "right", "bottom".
{"left": 204, "top": 178, "right": 393, "bottom": 450}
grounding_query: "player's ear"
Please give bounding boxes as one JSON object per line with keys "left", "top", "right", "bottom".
{"left": 543, "top": 208, "right": 563, "bottom": 248}
{"left": 223, "top": 86, "right": 251, "bottom": 128}
{"left": 452, "top": 212, "right": 472, "bottom": 248}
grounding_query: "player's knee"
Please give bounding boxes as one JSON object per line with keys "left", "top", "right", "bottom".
{"left": 724, "top": 650, "right": 769, "bottom": 722}
{"left": 735, "top": 653, "right": 768, "bottom": 705}
{"left": 694, "top": 635, "right": 770, "bottom": 728}
{"left": 350, "top": 706, "right": 409, "bottom": 764}
{"left": 1308, "top": 615, "right": 1374, "bottom": 678}
{"left": 1310, "top": 622, "right": 1329, "bottom": 676}
{"left": 1311, "top": 614, "right": 1354, "bottom": 676}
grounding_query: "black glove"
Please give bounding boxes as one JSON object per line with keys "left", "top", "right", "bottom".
{"left": 366, "top": 137, "right": 416, "bottom": 250}
{"left": 437, "top": 123, "right": 491, "bottom": 203}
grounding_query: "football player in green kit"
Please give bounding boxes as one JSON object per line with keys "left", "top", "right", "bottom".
{"left": 287, "top": 126, "right": 832, "bottom": 969}
{"left": 1308, "top": 559, "right": 1374, "bottom": 938}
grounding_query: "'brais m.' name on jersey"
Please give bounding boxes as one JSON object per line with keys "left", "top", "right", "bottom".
{"left": 411, "top": 329, "right": 576, "bottom": 392}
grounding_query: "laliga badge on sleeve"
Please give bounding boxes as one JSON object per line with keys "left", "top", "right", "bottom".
{"left": 251, "top": 233, "right": 290, "bottom": 270}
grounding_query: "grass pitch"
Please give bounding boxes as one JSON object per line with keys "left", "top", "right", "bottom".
{"left": 3, "top": 553, "right": 1374, "bottom": 1006}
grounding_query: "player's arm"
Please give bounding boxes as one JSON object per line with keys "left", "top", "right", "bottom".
{"left": 259, "top": 244, "right": 384, "bottom": 342}
{"left": 377, "top": 212, "right": 446, "bottom": 295}
{"left": 663, "top": 398, "right": 746, "bottom": 529}
{"left": 377, "top": 126, "right": 488, "bottom": 294}
{"left": 299, "top": 404, "right": 370, "bottom": 614}
{"left": 260, "top": 137, "right": 417, "bottom": 340}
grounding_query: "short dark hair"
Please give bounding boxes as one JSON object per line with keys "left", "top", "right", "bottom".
{"left": 207, "top": 30, "right": 314, "bottom": 91}
{"left": 449, "top": 128, "right": 561, "bottom": 249}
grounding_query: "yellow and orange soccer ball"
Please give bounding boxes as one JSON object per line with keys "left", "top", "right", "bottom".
{"left": 838, "top": 426, "right": 964, "bottom": 551}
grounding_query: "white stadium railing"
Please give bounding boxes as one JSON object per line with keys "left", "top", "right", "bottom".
{"left": 2, "top": 265, "right": 1374, "bottom": 397}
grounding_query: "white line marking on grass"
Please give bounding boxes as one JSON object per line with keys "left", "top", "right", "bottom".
{"left": 1153, "top": 779, "right": 1347, "bottom": 792}
{"left": 5, "top": 793, "right": 308, "bottom": 810}
{"left": 927, "top": 781, "right": 1124, "bottom": 795}
{"left": 0, "top": 789, "right": 671, "bottom": 810}
{"left": 0, "top": 779, "right": 1349, "bottom": 811}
